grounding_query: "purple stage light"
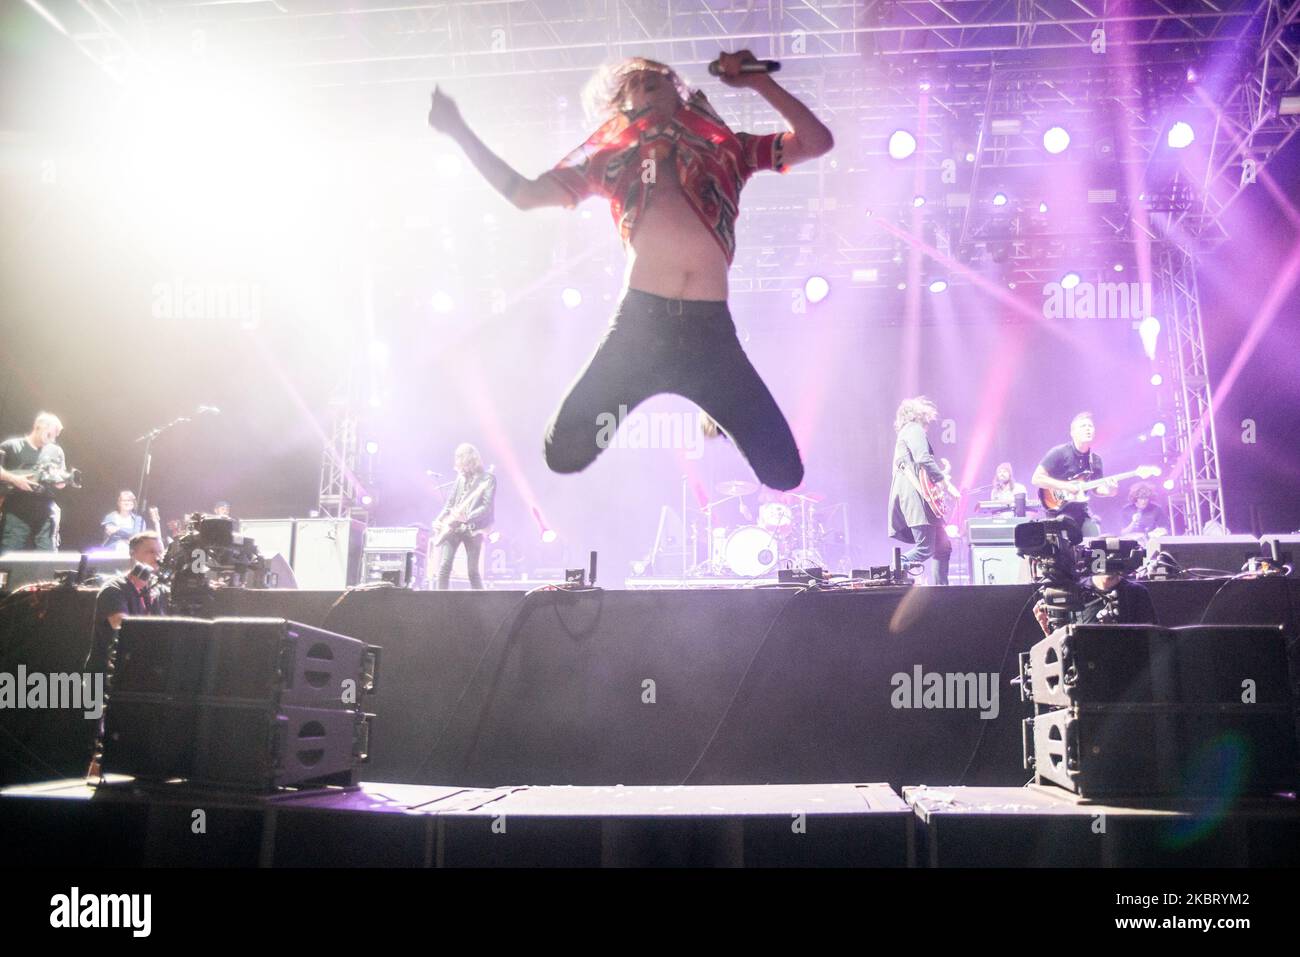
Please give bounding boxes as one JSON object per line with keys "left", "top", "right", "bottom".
{"left": 928, "top": 279, "right": 948, "bottom": 293}
{"left": 1139, "top": 315, "right": 1161, "bottom": 359}
{"left": 992, "top": 192, "right": 1008, "bottom": 207}
{"left": 1151, "top": 373, "right": 1163, "bottom": 386}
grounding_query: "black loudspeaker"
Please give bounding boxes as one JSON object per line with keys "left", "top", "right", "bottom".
{"left": 1150, "top": 534, "right": 1262, "bottom": 576}
{"left": 102, "top": 617, "right": 379, "bottom": 790}
{"left": 1021, "top": 624, "right": 1298, "bottom": 798}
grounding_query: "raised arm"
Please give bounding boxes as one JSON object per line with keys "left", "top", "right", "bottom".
{"left": 717, "top": 51, "right": 834, "bottom": 166}
{"left": 427, "top": 86, "right": 572, "bottom": 211}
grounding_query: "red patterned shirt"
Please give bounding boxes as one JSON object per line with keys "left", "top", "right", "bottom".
{"left": 540, "top": 91, "right": 787, "bottom": 265}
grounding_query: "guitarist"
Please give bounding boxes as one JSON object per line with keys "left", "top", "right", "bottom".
{"left": 1031, "top": 411, "right": 1117, "bottom": 537}
{"left": 433, "top": 443, "right": 497, "bottom": 590}
{"left": 887, "top": 397, "right": 958, "bottom": 585}
{"left": 0, "top": 411, "right": 67, "bottom": 554}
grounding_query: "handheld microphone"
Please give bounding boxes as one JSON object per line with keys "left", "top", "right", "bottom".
{"left": 708, "top": 59, "right": 781, "bottom": 77}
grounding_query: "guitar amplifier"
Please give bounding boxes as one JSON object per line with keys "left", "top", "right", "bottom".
{"left": 966, "top": 517, "right": 1034, "bottom": 545}
{"left": 364, "top": 526, "right": 429, "bottom": 552}
{"left": 969, "top": 544, "right": 1031, "bottom": 585}
{"left": 291, "top": 518, "right": 365, "bottom": 590}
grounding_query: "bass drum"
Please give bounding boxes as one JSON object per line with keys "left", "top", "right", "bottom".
{"left": 724, "top": 525, "right": 780, "bottom": 578}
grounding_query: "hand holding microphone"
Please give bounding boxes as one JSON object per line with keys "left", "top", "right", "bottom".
{"left": 709, "top": 49, "right": 780, "bottom": 86}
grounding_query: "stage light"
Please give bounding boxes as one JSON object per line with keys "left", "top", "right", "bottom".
{"left": 435, "top": 153, "right": 463, "bottom": 177}
{"left": 992, "top": 192, "right": 1008, "bottom": 207}
{"left": 804, "top": 276, "right": 830, "bottom": 304}
{"left": 919, "top": 79, "right": 932, "bottom": 92}
{"left": 1043, "top": 126, "right": 1070, "bottom": 154}
{"left": 360, "top": 494, "right": 374, "bottom": 507}
{"left": 888, "top": 130, "right": 917, "bottom": 160}
{"left": 1113, "top": 263, "right": 1125, "bottom": 272}
{"left": 912, "top": 195, "right": 926, "bottom": 207}
{"left": 1167, "top": 121, "right": 1195, "bottom": 149}
{"left": 1061, "top": 272, "right": 1081, "bottom": 289}
{"left": 561, "top": 287, "right": 582, "bottom": 308}
{"left": 945, "top": 524, "right": 960, "bottom": 537}
{"left": 1281, "top": 94, "right": 1300, "bottom": 116}
{"left": 897, "top": 281, "right": 907, "bottom": 291}
{"left": 1151, "top": 373, "right": 1163, "bottom": 386}
{"left": 965, "top": 151, "right": 976, "bottom": 163}
{"left": 365, "top": 440, "right": 379, "bottom": 456}
{"left": 1139, "top": 315, "right": 1161, "bottom": 359}
{"left": 928, "top": 279, "right": 948, "bottom": 293}
{"left": 541, "top": 528, "right": 558, "bottom": 544}
{"left": 431, "top": 291, "right": 454, "bottom": 314}
{"left": 1162, "top": 479, "right": 1175, "bottom": 491}
{"left": 1151, "top": 422, "right": 1167, "bottom": 438}
{"left": 1186, "top": 67, "right": 1199, "bottom": 84}
{"left": 1039, "top": 201, "right": 1049, "bottom": 213}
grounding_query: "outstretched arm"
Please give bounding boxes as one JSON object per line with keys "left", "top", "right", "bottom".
{"left": 717, "top": 51, "right": 833, "bottom": 166}
{"left": 428, "top": 87, "right": 572, "bottom": 210}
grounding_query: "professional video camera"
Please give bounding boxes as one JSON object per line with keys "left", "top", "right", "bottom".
{"left": 1015, "top": 518, "right": 1145, "bottom": 631}
{"left": 159, "top": 513, "right": 273, "bottom": 615}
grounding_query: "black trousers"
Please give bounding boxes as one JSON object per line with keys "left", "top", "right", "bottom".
{"left": 436, "top": 532, "right": 484, "bottom": 590}
{"left": 904, "top": 522, "right": 952, "bottom": 585}
{"left": 543, "top": 289, "right": 804, "bottom": 491}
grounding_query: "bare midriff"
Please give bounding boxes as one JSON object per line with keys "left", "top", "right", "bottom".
{"left": 623, "top": 154, "right": 729, "bottom": 302}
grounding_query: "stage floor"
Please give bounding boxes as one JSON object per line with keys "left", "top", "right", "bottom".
{"left": 4, "top": 777, "right": 1296, "bottom": 867}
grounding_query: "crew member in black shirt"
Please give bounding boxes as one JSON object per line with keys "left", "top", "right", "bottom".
{"left": 1120, "top": 483, "right": 1169, "bottom": 544}
{"left": 0, "top": 412, "right": 67, "bottom": 553}
{"left": 1031, "top": 411, "right": 1116, "bottom": 538}
{"left": 1035, "top": 571, "right": 1158, "bottom": 635}
{"left": 85, "top": 531, "right": 168, "bottom": 676}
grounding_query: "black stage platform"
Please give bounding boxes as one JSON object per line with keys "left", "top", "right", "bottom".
{"left": 3, "top": 579, "right": 1298, "bottom": 792}
{"left": 3, "top": 777, "right": 1296, "bottom": 867}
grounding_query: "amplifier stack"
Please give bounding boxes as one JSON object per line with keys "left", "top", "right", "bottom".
{"left": 362, "top": 526, "right": 430, "bottom": 589}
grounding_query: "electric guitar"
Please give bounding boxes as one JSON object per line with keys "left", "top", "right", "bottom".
{"left": 908, "top": 457, "right": 955, "bottom": 522}
{"left": 1038, "top": 465, "right": 1162, "bottom": 511}
{"left": 432, "top": 472, "right": 494, "bottom": 547}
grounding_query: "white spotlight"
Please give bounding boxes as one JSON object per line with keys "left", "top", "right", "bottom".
{"left": 804, "top": 276, "right": 830, "bottom": 304}
{"left": 928, "top": 279, "right": 948, "bottom": 293}
{"left": 1151, "top": 422, "right": 1167, "bottom": 438}
{"left": 1042, "top": 126, "right": 1070, "bottom": 154}
{"left": 1151, "top": 373, "right": 1163, "bottom": 386}
{"left": 561, "top": 287, "right": 582, "bottom": 308}
{"left": 1167, "top": 121, "right": 1195, "bottom": 149}
{"left": 992, "top": 192, "right": 1008, "bottom": 207}
{"left": 888, "top": 130, "right": 917, "bottom": 160}
{"left": 1061, "top": 272, "right": 1081, "bottom": 289}
{"left": 1139, "top": 315, "right": 1162, "bottom": 359}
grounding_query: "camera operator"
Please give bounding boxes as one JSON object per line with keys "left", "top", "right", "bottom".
{"left": 1031, "top": 536, "right": 1157, "bottom": 636}
{"left": 84, "top": 530, "right": 168, "bottom": 778}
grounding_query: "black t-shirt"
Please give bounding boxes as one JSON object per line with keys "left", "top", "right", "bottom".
{"left": 1, "top": 437, "right": 62, "bottom": 520}
{"left": 1039, "top": 442, "right": 1104, "bottom": 483}
{"left": 1079, "top": 578, "right": 1157, "bottom": 626}
{"left": 85, "top": 575, "right": 168, "bottom": 675}
{"left": 1123, "top": 502, "right": 1168, "bottom": 534}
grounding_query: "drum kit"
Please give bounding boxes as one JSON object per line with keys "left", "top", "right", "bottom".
{"left": 687, "top": 479, "right": 835, "bottom": 579}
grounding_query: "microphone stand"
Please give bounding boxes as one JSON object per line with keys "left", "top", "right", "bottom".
{"left": 133, "top": 415, "right": 192, "bottom": 515}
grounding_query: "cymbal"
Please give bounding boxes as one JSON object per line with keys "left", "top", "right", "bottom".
{"left": 782, "top": 490, "right": 824, "bottom": 503}
{"left": 716, "top": 479, "right": 758, "bottom": 497}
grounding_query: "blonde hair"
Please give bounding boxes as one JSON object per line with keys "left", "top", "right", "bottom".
{"left": 454, "top": 443, "right": 482, "bottom": 472}
{"left": 581, "top": 57, "right": 691, "bottom": 124}
{"left": 894, "top": 396, "right": 939, "bottom": 433}
{"left": 33, "top": 411, "right": 63, "bottom": 433}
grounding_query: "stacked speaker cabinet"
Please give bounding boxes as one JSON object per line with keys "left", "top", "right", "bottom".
{"left": 1019, "top": 623, "right": 1298, "bottom": 798}
{"left": 101, "top": 617, "right": 380, "bottom": 791}
{"left": 291, "top": 518, "right": 365, "bottom": 589}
